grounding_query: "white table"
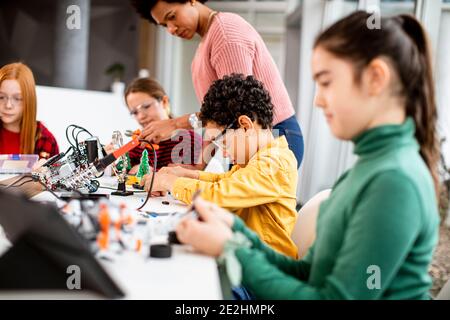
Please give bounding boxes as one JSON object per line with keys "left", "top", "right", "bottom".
{"left": 102, "top": 246, "right": 222, "bottom": 300}
{"left": 0, "top": 174, "right": 223, "bottom": 300}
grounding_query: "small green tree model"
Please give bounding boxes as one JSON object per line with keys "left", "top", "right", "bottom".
{"left": 136, "top": 149, "right": 150, "bottom": 180}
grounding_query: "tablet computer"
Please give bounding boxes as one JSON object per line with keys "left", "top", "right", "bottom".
{"left": 0, "top": 189, "right": 124, "bottom": 298}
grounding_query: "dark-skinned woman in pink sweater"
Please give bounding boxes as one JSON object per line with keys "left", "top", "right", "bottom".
{"left": 131, "top": 0, "right": 304, "bottom": 169}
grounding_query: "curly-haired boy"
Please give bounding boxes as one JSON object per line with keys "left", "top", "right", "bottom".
{"left": 142, "top": 74, "right": 299, "bottom": 257}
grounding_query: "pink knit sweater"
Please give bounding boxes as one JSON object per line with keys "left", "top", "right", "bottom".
{"left": 191, "top": 12, "right": 295, "bottom": 125}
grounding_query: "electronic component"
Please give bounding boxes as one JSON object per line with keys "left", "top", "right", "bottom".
{"left": 149, "top": 244, "right": 172, "bottom": 258}
{"left": 37, "top": 137, "right": 140, "bottom": 192}
{"left": 132, "top": 183, "right": 144, "bottom": 190}
{"left": 110, "top": 131, "right": 133, "bottom": 196}
{"left": 31, "top": 125, "right": 139, "bottom": 193}
{"left": 168, "top": 231, "right": 181, "bottom": 245}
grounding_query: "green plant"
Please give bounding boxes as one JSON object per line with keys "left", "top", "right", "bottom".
{"left": 105, "top": 62, "right": 125, "bottom": 82}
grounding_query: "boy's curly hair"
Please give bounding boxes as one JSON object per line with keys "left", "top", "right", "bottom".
{"left": 130, "top": 0, "right": 208, "bottom": 24}
{"left": 200, "top": 74, "right": 274, "bottom": 129}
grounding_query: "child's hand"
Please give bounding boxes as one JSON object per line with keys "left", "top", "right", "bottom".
{"left": 140, "top": 172, "right": 177, "bottom": 193}
{"left": 159, "top": 166, "right": 199, "bottom": 179}
{"left": 194, "top": 197, "right": 234, "bottom": 227}
{"left": 175, "top": 197, "right": 233, "bottom": 257}
{"left": 140, "top": 172, "right": 162, "bottom": 192}
{"left": 150, "top": 191, "right": 167, "bottom": 197}
{"left": 128, "top": 165, "right": 139, "bottom": 175}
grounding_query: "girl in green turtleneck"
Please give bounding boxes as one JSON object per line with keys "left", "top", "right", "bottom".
{"left": 174, "top": 11, "right": 441, "bottom": 300}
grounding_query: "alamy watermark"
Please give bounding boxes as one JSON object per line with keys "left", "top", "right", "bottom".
{"left": 66, "top": 264, "right": 81, "bottom": 290}
{"left": 366, "top": 265, "right": 381, "bottom": 290}
{"left": 366, "top": 5, "right": 381, "bottom": 30}
{"left": 66, "top": 5, "right": 81, "bottom": 30}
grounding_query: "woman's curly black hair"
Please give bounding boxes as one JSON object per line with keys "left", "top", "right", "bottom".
{"left": 130, "top": 0, "right": 208, "bottom": 24}
{"left": 200, "top": 74, "right": 274, "bottom": 129}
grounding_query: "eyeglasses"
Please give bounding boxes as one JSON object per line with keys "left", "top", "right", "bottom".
{"left": 0, "top": 94, "right": 23, "bottom": 108}
{"left": 210, "top": 122, "right": 237, "bottom": 150}
{"left": 129, "top": 100, "right": 159, "bottom": 117}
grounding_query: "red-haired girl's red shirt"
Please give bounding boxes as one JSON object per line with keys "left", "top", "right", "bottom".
{"left": 0, "top": 126, "right": 20, "bottom": 154}
{"left": 0, "top": 121, "right": 59, "bottom": 159}
{"left": 34, "top": 122, "right": 59, "bottom": 159}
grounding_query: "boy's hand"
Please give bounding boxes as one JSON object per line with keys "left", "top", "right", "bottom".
{"left": 159, "top": 166, "right": 199, "bottom": 179}
{"left": 128, "top": 165, "right": 139, "bottom": 175}
{"left": 150, "top": 191, "right": 167, "bottom": 197}
{"left": 140, "top": 172, "right": 178, "bottom": 193}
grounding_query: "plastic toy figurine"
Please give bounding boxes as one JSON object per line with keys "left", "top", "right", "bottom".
{"left": 97, "top": 203, "right": 111, "bottom": 250}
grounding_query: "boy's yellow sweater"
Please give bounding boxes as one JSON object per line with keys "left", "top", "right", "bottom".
{"left": 171, "top": 136, "right": 299, "bottom": 258}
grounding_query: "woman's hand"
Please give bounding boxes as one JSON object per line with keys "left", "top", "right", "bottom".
{"left": 103, "top": 143, "right": 115, "bottom": 155}
{"left": 32, "top": 158, "right": 48, "bottom": 173}
{"left": 159, "top": 166, "right": 199, "bottom": 179}
{"left": 140, "top": 118, "right": 177, "bottom": 144}
{"left": 175, "top": 197, "right": 234, "bottom": 257}
{"left": 129, "top": 165, "right": 139, "bottom": 175}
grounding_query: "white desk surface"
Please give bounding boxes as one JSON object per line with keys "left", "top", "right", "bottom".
{"left": 101, "top": 246, "right": 222, "bottom": 300}
{"left": 0, "top": 174, "right": 223, "bottom": 300}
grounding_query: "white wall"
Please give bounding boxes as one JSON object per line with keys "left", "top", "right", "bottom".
{"left": 293, "top": 0, "right": 359, "bottom": 202}
{"left": 172, "top": 36, "right": 201, "bottom": 117}
{"left": 436, "top": 10, "right": 450, "bottom": 167}
{"left": 36, "top": 86, "right": 137, "bottom": 151}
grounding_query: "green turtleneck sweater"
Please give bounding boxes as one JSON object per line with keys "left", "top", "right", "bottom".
{"left": 231, "top": 118, "right": 439, "bottom": 299}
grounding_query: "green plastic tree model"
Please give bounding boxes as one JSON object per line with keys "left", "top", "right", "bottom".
{"left": 136, "top": 149, "right": 150, "bottom": 179}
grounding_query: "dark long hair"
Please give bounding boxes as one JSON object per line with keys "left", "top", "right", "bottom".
{"left": 314, "top": 11, "right": 440, "bottom": 198}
